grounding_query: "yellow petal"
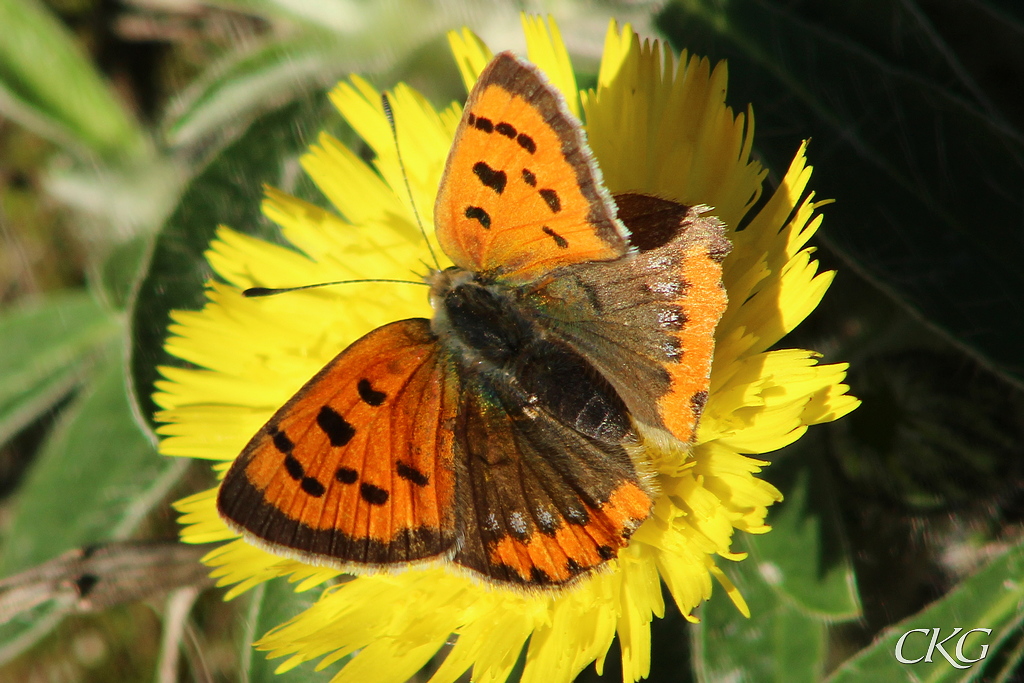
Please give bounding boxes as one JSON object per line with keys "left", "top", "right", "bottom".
{"left": 447, "top": 27, "right": 493, "bottom": 93}
{"left": 521, "top": 14, "right": 580, "bottom": 117}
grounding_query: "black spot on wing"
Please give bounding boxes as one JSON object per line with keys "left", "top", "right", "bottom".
{"left": 396, "top": 461, "right": 429, "bottom": 487}
{"left": 473, "top": 116, "right": 494, "bottom": 133}
{"left": 360, "top": 482, "right": 389, "bottom": 505}
{"left": 271, "top": 428, "right": 293, "bottom": 454}
{"left": 473, "top": 161, "right": 507, "bottom": 195}
{"left": 357, "top": 378, "right": 386, "bottom": 406}
{"left": 495, "top": 122, "right": 516, "bottom": 138}
{"left": 539, "top": 188, "right": 561, "bottom": 213}
{"left": 542, "top": 226, "right": 568, "bottom": 249}
{"left": 465, "top": 206, "right": 491, "bottom": 229}
{"left": 691, "top": 390, "right": 709, "bottom": 419}
{"left": 301, "top": 477, "right": 326, "bottom": 497}
{"left": 517, "top": 133, "right": 536, "bottom": 153}
{"left": 317, "top": 406, "right": 355, "bottom": 447}
{"left": 284, "top": 454, "right": 304, "bottom": 480}
{"left": 597, "top": 545, "right": 615, "bottom": 560}
{"left": 521, "top": 168, "right": 536, "bottom": 186}
{"left": 575, "top": 276, "right": 602, "bottom": 314}
{"left": 335, "top": 467, "right": 358, "bottom": 484}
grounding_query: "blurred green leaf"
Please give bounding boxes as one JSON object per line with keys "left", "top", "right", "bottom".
{"left": 0, "top": 0, "right": 146, "bottom": 158}
{"left": 164, "top": 35, "right": 376, "bottom": 150}
{"left": 204, "top": 0, "right": 376, "bottom": 31}
{"left": 693, "top": 540, "right": 827, "bottom": 683}
{"left": 0, "top": 353, "right": 189, "bottom": 661}
{"left": 96, "top": 233, "right": 153, "bottom": 312}
{"left": 241, "top": 580, "right": 332, "bottom": 683}
{"left": 43, "top": 157, "right": 186, "bottom": 252}
{"left": 748, "top": 460, "right": 861, "bottom": 619}
{"left": 0, "top": 356, "right": 184, "bottom": 578}
{"left": 0, "top": 291, "right": 118, "bottom": 447}
{"left": 658, "top": 0, "right": 1024, "bottom": 387}
{"left": 201, "top": 0, "right": 475, "bottom": 41}
{"left": 826, "top": 540, "right": 1024, "bottom": 682}
{"left": 0, "top": 363, "right": 82, "bottom": 449}
{"left": 131, "top": 93, "right": 340, "bottom": 432}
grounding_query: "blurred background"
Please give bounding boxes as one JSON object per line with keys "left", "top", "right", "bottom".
{"left": 1, "top": 0, "right": 1022, "bottom": 681}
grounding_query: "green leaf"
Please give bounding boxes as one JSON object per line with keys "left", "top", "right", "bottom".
{"left": 748, "top": 457, "right": 861, "bottom": 620}
{"left": 201, "top": 0, "right": 375, "bottom": 30}
{"left": 96, "top": 233, "right": 152, "bottom": 312}
{"left": 0, "top": 356, "right": 185, "bottom": 578}
{"left": 0, "top": 0, "right": 146, "bottom": 158}
{"left": 692, "top": 543, "right": 828, "bottom": 683}
{"left": 164, "top": 36, "right": 371, "bottom": 150}
{"left": 0, "top": 353, "right": 189, "bottom": 660}
{"left": 656, "top": 0, "right": 1024, "bottom": 387}
{"left": 0, "top": 362, "right": 83, "bottom": 449}
{"left": 240, "top": 580, "right": 337, "bottom": 683}
{"left": 130, "top": 93, "right": 340, "bottom": 432}
{"left": 0, "top": 291, "right": 118, "bottom": 447}
{"left": 826, "top": 540, "right": 1024, "bottom": 682}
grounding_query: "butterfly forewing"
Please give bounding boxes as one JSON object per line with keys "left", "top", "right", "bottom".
{"left": 434, "top": 52, "right": 629, "bottom": 283}
{"left": 217, "top": 319, "right": 461, "bottom": 567}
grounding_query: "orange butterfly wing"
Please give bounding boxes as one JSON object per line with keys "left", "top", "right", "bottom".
{"left": 217, "top": 319, "right": 461, "bottom": 568}
{"left": 450, "top": 373, "right": 653, "bottom": 586}
{"left": 434, "top": 52, "right": 629, "bottom": 283}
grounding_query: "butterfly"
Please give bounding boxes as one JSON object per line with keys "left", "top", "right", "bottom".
{"left": 217, "top": 52, "right": 730, "bottom": 589}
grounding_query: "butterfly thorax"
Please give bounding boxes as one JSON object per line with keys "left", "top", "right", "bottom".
{"left": 427, "top": 267, "right": 636, "bottom": 445}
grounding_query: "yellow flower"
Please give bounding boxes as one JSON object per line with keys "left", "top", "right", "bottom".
{"left": 154, "top": 15, "right": 858, "bottom": 683}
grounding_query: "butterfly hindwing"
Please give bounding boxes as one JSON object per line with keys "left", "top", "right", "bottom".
{"left": 451, "top": 372, "right": 654, "bottom": 586}
{"left": 434, "top": 52, "right": 629, "bottom": 283}
{"left": 527, "top": 197, "right": 730, "bottom": 444}
{"left": 217, "top": 319, "right": 461, "bottom": 568}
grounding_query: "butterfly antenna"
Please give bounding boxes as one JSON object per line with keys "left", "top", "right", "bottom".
{"left": 244, "top": 278, "right": 427, "bottom": 298}
{"left": 382, "top": 93, "right": 442, "bottom": 271}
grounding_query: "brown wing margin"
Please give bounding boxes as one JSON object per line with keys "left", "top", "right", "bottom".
{"left": 451, "top": 373, "right": 653, "bottom": 588}
{"left": 217, "top": 319, "right": 462, "bottom": 569}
